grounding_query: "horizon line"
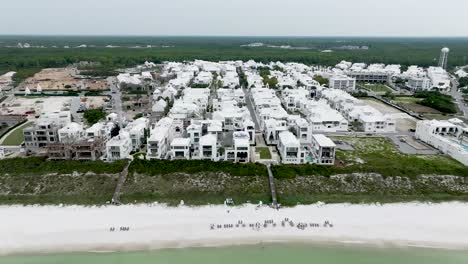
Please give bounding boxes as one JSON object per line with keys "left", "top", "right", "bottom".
{"left": 1, "top": 34, "right": 468, "bottom": 39}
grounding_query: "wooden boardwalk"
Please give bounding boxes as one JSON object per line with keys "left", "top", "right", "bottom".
{"left": 112, "top": 161, "right": 130, "bottom": 205}
{"left": 266, "top": 163, "right": 279, "bottom": 209}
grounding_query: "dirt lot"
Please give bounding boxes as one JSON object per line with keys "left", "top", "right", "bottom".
{"left": 0, "top": 97, "right": 72, "bottom": 115}
{"left": 0, "top": 96, "right": 107, "bottom": 116}
{"left": 362, "top": 98, "right": 417, "bottom": 132}
{"left": 20, "top": 68, "right": 108, "bottom": 91}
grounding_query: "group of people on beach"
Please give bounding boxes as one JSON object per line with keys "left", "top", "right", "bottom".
{"left": 210, "top": 218, "right": 334, "bottom": 231}
{"left": 109, "top": 226, "right": 130, "bottom": 232}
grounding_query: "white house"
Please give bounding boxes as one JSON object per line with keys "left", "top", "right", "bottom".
{"left": 147, "top": 117, "right": 173, "bottom": 159}
{"left": 264, "top": 119, "right": 288, "bottom": 145}
{"left": 288, "top": 116, "right": 312, "bottom": 144}
{"left": 321, "top": 89, "right": 395, "bottom": 133}
{"left": 277, "top": 131, "right": 306, "bottom": 164}
{"left": 302, "top": 100, "right": 349, "bottom": 132}
{"left": 106, "top": 130, "right": 132, "bottom": 161}
{"left": 169, "top": 138, "right": 191, "bottom": 160}
{"left": 407, "top": 76, "right": 431, "bottom": 91}
{"left": 427, "top": 66, "right": 451, "bottom": 92}
{"left": 58, "top": 122, "right": 85, "bottom": 143}
{"left": 193, "top": 71, "right": 213, "bottom": 86}
{"left": 329, "top": 74, "right": 356, "bottom": 91}
{"left": 225, "top": 131, "right": 250, "bottom": 163}
{"left": 311, "top": 134, "right": 336, "bottom": 165}
{"left": 86, "top": 122, "right": 114, "bottom": 141}
{"left": 126, "top": 118, "right": 148, "bottom": 151}
{"left": 199, "top": 134, "right": 218, "bottom": 161}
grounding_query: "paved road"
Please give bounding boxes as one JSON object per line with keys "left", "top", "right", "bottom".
{"left": 243, "top": 88, "right": 261, "bottom": 130}
{"left": 70, "top": 97, "right": 82, "bottom": 123}
{"left": 107, "top": 77, "right": 124, "bottom": 126}
{"left": 450, "top": 78, "right": 468, "bottom": 119}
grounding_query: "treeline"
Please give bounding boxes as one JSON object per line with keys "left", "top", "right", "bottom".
{"left": 415, "top": 91, "right": 457, "bottom": 114}
{"left": 2, "top": 37, "right": 468, "bottom": 85}
{"left": 459, "top": 77, "right": 468, "bottom": 88}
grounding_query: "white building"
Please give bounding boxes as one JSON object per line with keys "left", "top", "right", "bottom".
{"left": 58, "top": 122, "right": 85, "bottom": 143}
{"left": 264, "top": 119, "right": 288, "bottom": 145}
{"left": 407, "top": 76, "right": 432, "bottom": 91}
{"left": 277, "top": 131, "right": 307, "bottom": 164}
{"left": 169, "top": 138, "right": 191, "bottom": 160}
{"left": 302, "top": 100, "right": 349, "bottom": 132}
{"left": 225, "top": 131, "right": 250, "bottom": 163}
{"left": 86, "top": 122, "right": 114, "bottom": 141}
{"left": 212, "top": 103, "right": 251, "bottom": 131}
{"left": 288, "top": 116, "right": 312, "bottom": 144}
{"left": 193, "top": 71, "right": 213, "bottom": 86}
{"left": 106, "top": 130, "right": 132, "bottom": 161}
{"left": 220, "top": 71, "right": 240, "bottom": 88}
{"left": 329, "top": 74, "right": 356, "bottom": 91}
{"left": 427, "top": 66, "right": 451, "bottom": 92}
{"left": 321, "top": 89, "right": 395, "bottom": 133}
{"left": 311, "top": 134, "right": 336, "bottom": 165}
{"left": 415, "top": 119, "right": 468, "bottom": 166}
{"left": 126, "top": 118, "right": 148, "bottom": 151}
{"left": 199, "top": 134, "right": 218, "bottom": 161}
{"left": 147, "top": 117, "right": 174, "bottom": 159}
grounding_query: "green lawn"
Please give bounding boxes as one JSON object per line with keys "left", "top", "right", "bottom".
{"left": 363, "top": 84, "right": 393, "bottom": 93}
{"left": 0, "top": 122, "right": 31, "bottom": 146}
{"left": 256, "top": 147, "right": 272, "bottom": 159}
{"left": 393, "top": 96, "right": 423, "bottom": 103}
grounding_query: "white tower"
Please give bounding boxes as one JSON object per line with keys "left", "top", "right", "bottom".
{"left": 438, "top": 47, "right": 450, "bottom": 69}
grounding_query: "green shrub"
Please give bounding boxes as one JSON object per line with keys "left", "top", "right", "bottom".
{"left": 129, "top": 159, "right": 267, "bottom": 177}
{"left": 0, "top": 157, "right": 127, "bottom": 176}
{"left": 83, "top": 108, "right": 106, "bottom": 125}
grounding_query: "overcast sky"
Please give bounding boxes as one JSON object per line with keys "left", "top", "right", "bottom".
{"left": 1, "top": 0, "right": 467, "bottom": 36}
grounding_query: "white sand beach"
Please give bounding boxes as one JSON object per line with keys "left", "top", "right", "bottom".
{"left": 1, "top": 202, "right": 468, "bottom": 255}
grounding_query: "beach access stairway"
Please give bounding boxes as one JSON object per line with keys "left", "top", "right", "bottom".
{"left": 266, "top": 163, "right": 279, "bottom": 209}
{"left": 112, "top": 161, "right": 130, "bottom": 204}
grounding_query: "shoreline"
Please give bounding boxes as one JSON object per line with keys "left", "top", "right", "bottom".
{"left": 2, "top": 202, "right": 468, "bottom": 256}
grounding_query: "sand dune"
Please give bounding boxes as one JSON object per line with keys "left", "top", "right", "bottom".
{"left": 1, "top": 202, "right": 468, "bottom": 255}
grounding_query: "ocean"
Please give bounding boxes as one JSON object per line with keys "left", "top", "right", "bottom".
{"left": 1, "top": 244, "right": 467, "bottom": 264}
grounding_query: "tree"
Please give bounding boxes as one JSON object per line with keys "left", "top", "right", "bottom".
{"left": 459, "top": 77, "right": 468, "bottom": 88}
{"left": 394, "top": 77, "right": 405, "bottom": 84}
{"left": 266, "top": 77, "right": 278, "bottom": 88}
{"left": 313, "top": 75, "right": 329, "bottom": 86}
{"left": 218, "top": 147, "right": 225, "bottom": 156}
{"left": 383, "top": 91, "right": 395, "bottom": 100}
{"left": 133, "top": 113, "right": 144, "bottom": 120}
{"left": 83, "top": 108, "right": 106, "bottom": 125}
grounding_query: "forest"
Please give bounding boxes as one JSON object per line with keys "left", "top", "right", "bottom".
{"left": 1, "top": 36, "right": 468, "bottom": 84}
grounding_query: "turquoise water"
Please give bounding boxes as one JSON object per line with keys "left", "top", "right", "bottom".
{"left": 2, "top": 244, "right": 468, "bottom": 264}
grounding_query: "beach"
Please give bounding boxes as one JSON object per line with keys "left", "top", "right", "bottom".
{"left": 1, "top": 202, "right": 468, "bottom": 256}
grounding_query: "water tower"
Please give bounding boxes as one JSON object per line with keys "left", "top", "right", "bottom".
{"left": 438, "top": 47, "right": 450, "bottom": 69}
